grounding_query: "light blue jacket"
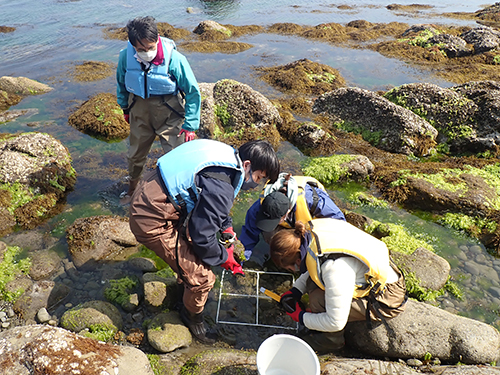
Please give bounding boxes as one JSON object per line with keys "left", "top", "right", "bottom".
{"left": 116, "top": 36, "right": 201, "bottom": 131}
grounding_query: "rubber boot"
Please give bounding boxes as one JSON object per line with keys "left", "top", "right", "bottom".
{"left": 180, "top": 306, "right": 215, "bottom": 344}
{"left": 300, "top": 329, "right": 345, "bottom": 354}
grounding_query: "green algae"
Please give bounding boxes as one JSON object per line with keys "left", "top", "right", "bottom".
{"left": 0, "top": 182, "right": 41, "bottom": 215}
{"left": 128, "top": 245, "right": 168, "bottom": 270}
{"left": 301, "top": 154, "right": 358, "bottom": 185}
{"left": 439, "top": 212, "right": 497, "bottom": 237}
{"left": 104, "top": 276, "right": 139, "bottom": 306}
{"left": 81, "top": 323, "right": 117, "bottom": 342}
{"left": 0, "top": 245, "right": 31, "bottom": 302}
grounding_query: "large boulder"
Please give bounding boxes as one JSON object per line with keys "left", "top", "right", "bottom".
{"left": 0, "top": 76, "right": 52, "bottom": 95}
{"left": 460, "top": 26, "right": 500, "bottom": 54}
{"left": 383, "top": 83, "right": 478, "bottom": 153}
{"left": 68, "top": 93, "right": 129, "bottom": 140}
{"left": 0, "top": 132, "right": 75, "bottom": 236}
{"left": 313, "top": 87, "right": 438, "bottom": 156}
{"left": 0, "top": 325, "right": 153, "bottom": 375}
{"left": 198, "top": 79, "right": 282, "bottom": 149}
{"left": 345, "top": 299, "right": 500, "bottom": 364}
{"left": 66, "top": 215, "right": 140, "bottom": 270}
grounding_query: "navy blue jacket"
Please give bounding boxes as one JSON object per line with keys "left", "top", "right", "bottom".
{"left": 188, "top": 166, "right": 236, "bottom": 266}
{"left": 240, "top": 184, "right": 345, "bottom": 259}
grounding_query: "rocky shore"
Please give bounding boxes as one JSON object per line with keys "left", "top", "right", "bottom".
{"left": 2, "top": 4, "right": 500, "bottom": 374}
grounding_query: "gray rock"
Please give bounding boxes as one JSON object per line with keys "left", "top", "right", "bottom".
{"left": 128, "top": 257, "right": 158, "bottom": 272}
{"left": 345, "top": 299, "right": 500, "bottom": 364}
{"left": 193, "top": 20, "right": 231, "bottom": 37}
{"left": 14, "top": 280, "right": 70, "bottom": 321}
{"left": 460, "top": 26, "right": 500, "bottom": 54}
{"left": 197, "top": 82, "right": 218, "bottom": 139}
{"left": 66, "top": 215, "right": 140, "bottom": 270}
{"left": 383, "top": 82, "right": 478, "bottom": 152}
{"left": 392, "top": 247, "right": 450, "bottom": 290}
{"left": 340, "top": 155, "right": 374, "bottom": 181}
{"left": 428, "top": 34, "right": 471, "bottom": 58}
{"left": 0, "top": 325, "right": 153, "bottom": 375}
{"left": 313, "top": 87, "right": 438, "bottom": 156}
{"left": 29, "top": 250, "right": 61, "bottom": 280}
{"left": 147, "top": 312, "right": 191, "bottom": 352}
{"left": 144, "top": 281, "right": 168, "bottom": 312}
{"left": 0, "top": 76, "right": 53, "bottom": 95}
{"left": 36, "top": 307, "right": 51, "bottom": 323}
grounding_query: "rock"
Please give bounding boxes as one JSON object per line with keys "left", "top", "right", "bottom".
{"left": 66, "top": 215, "right": 140, "bottom": 270}
{"left": 147, "top": 312, "right": 192, "bottom": 352}
{"left": 391, "top": 247, "right": 451, "bottom": 290}
{"left": 428, "top": 34, "right": 471, "bottom": 58}
{"left": 36, "top": 307, "right": 51, "bottom": 323}
{"left": 0, "top": 76, "right": 53, "bottom": 95}
{"left": 292, "top": 122, "right": 327, "bottom": 149}
{"left": 0, "top": 89, "right": 22, "bottom": 110}
{"left": 339, "top": 155, "right": 374, "bottom": 181}
{"left": 14, "top": 280, "right": 70, "bottom": 321}
{"left": 198, "top": 79, "right": 282, "bottom": 149}
{"left": 60, "top": 300, "right": 123, "bottom": 334}
{"left": 383, "top": 83, "right": 478, "bottom": 152}
{"left": 193, "top": 20, "right": 232, "bottom": 40}
{"left": 29, "top": 250, "right": 61, "bottom": 280}
{"left": 197, "top": 82, "right": 217, "bottom": 139}
{"left": 128, "top": 257, "right": 158, "bottom": 272}
{"left": 143, "top": 273, "right": 179, "bottom": 311}
{"left": 460, "top": 26, "right": 500, "bottom": 54}
{"left": 313, "top": 87, "right": 438, "bottom": 156}
{"left": 345, "top": 299, "right": 500, "bottom": 364}
{"left": 0, "top": 132, "right": 76, "bottom": 235}
{"left": 68, "top": 93, "right": 129, "bottom": 140}
{"left": 0, "top": 325, "right": 154, "bottom": 375}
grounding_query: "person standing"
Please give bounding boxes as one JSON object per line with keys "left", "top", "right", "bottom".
{"left": 116, "top": 16, "right": 201, "bottom": 203}
{"left": 129, "top": 139, "right": 280, "bottom": 343}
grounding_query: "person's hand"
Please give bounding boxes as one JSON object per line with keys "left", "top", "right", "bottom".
{"left": 286, "top": 301, "right": 305, "bottom": 323}
{"left": 124, "top": 114, "right": 130, "bottom": 123}
{"left": 220, "top": 245, "right": 244, "bottom": 275}
{"left": 219, "top": 226, "right": 237, "bottom": 245}
{"left": 280, "top": 287, "right": 302, "bottom": 313}
{"left": 178, "top": 129, "right": 195, "bottom": 142}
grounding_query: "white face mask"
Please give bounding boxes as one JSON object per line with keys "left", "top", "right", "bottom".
{"left": 137, "top": 49, "right": 157, "bottom": 62}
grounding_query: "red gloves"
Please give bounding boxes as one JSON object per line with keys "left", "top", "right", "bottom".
{"left": 123, "top": 114, "right": 130, "bottom": 123}
{"left": 179, "top": 129, "right": 195, "bottom": 142}
{"left": 280, "top": 288, "right": 303, "bottom": 313}
{"left": 286, "top": 301, "right": 305, "bottom": 323}
{"left": 219, "top": 226, "right": 237, "bottom": 245}
{"left": 220, "top": 245, "right": 244, "bottom": 275}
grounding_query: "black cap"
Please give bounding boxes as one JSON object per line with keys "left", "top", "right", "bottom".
{"left": 256, "top": 191, "right": 290, "bottom": 232}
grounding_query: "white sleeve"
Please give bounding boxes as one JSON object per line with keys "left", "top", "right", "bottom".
{"left": 292, "top": 271, "right": 309, "bottom": 295}
{"left": 302, "top": 257, "right": 363, "bottom": 332}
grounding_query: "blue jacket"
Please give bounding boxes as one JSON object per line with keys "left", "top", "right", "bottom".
{"left": 240, "top": 184, "right": 345, "bottom": 260}
{"left": 116, "top": 37, "right": 201, "bottom": 131}
{"left": 157, "top": 139, "right": 244, "bottom": 214}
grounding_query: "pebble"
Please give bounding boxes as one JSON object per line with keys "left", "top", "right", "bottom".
{"left": 407, "top": 358, "right": 423, "bottom": 367}
{"left": 6, "top": 307, "right": 15, "bottom": 318}
{"left": 37, "top": 308, "right": 51, "bottom": 323}
{"left": 1, "top": 322, "right": 10, "bottom": 329}
{"left": 0, "top": 312, "right": 7, "bottom": 321}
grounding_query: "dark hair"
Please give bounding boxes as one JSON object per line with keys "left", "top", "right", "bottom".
{"left": 238, "top": 140, "right": 280, "bottom": 182}
{"left": 270, "top": 221, "right": 307, "bottom": 269}
{"left": 126, "top": 16, "right": 158, "bottom": 47}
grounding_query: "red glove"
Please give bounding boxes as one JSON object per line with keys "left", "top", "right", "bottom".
{"left": 123, "top": 114, "right": 130, "bottom": 123}
{"left": 286, "top": 301, "right": 305, "bottom": 323}
{"left": 179, "top": 129, "right": 195, "bottom": 142}
{"left": 220, "top": 245, "right": 244, "bottom": 275}
{"left": 219, "top": 226, "right": 237, "bottom": 245}
{"left": 280, "top": 288, "right": 302, "bottom": 313}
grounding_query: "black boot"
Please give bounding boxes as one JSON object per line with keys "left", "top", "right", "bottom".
{"left": 300, "top": 329, "right": 345, "bottom": 354}
{"left": 180, "top": 306, "right": 215, "bottom": 344}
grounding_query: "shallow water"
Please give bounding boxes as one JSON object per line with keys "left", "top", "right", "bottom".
{"left": 1, "top": 0, "right": 500, "bottom": 342}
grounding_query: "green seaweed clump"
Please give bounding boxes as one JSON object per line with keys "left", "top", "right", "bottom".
{"left": 366, "top": 220, "right": 435, "bottom": 255}
{"left": 439, "top": 212, "right": 497, "bottom": 237}
{"left": 405, "top": 272, "right": 463, "bottom": 302}
{"left": 104, "top": 276, "right": 139, "bottom": 306}
{"left": 81, "top": 323, "right": 117, "bottom": 342}
{"left": 0, "top": 245, "right": 31, "bottom": 302}
{"left": 302, "top": 154, "right": 357, "bottom": 185}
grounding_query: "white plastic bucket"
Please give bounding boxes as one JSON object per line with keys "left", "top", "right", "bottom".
{"left": 256, "top": 334, "right": 320, "bottom": 375}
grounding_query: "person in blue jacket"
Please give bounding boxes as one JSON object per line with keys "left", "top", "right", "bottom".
{"left": 129, "top": 139, "right": 280, "bottom": 344}
{"left": 116, "top": 16, "right": 201, "bottom": 203}
{"left": 239, "top": 173, "right": 345, "bottom": 263}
